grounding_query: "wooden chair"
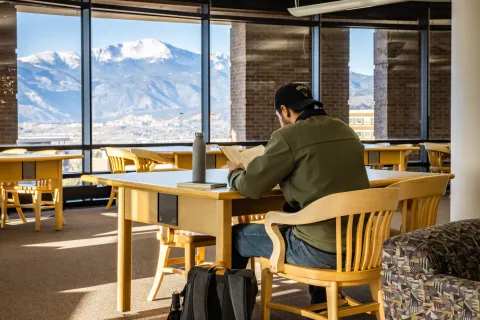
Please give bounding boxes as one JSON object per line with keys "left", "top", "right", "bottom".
{"left": 147, "top": 227, "right": 216, "bottom": 301}
{"left": 105, "top": 147, "right": 133, "bottom": 210}
{"left": 0, "top": 148, "right": 29, "bottom": 223}
{"left": 260, "top": 188, "right": 401, "bottom": 320}
{"left": 424, "top": 142, "right": 450, "bottom": 173}
{"left": 130, "top": 148, "right": 175, "bottom": 172}
{"left": 1, "top": 150, "right": 62, "bottom": 231}
{"left": 387, "top": 175, "right": 449, "bottom": 234}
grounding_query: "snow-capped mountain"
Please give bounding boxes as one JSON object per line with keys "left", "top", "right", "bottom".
{"left": 17, "top": 39, "right": 230, "bottom": 123}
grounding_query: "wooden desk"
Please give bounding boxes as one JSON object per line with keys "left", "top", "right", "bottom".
{"left": 363, "top": 145, "right": 420, "bottom": 171}
{"left": 0, "top": 153, "right": 84, "bottom": 231}
{"left": 129, "top": 145, "right": 420, "bottom": 171}
{"left": 125, "top": 146, "right": 244, "bottom": 169}
{"left": 81, "top": 168, "right": 452, "bottom": 313}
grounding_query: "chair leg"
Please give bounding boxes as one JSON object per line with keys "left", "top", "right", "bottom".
{"left": 106, "top": 188, "right": 116, "bottom": 210}
{"left": 12, "top": 192, "right": 27, "bottom": 223}
{"left": 34, "top": 191, "right": 42, "bottom": 232}
{"left": 184, "top": 243, "right": 195, "bottom": 280}
{"left": 248, "top": 257, "right": 257, "bottom": 274}
{"left": 370, "top": 278, "right": 385, "bottom": 320}
{"left": 196, "top": 247, "right": 205, "bottom": 265}
{"left": 1, "top": 188, "right": 7, "bottom": 228}
{"left": 260, "top": 268, "right": 273, "bottom": 320}
{"left": 53, "top": 189, "right": 66, "bottom": 226}
{"left": 147, "top": 244, "right": 171, "bottom": 301}
{"left": 326, "top": 282, "right": 339, "bottom": 320}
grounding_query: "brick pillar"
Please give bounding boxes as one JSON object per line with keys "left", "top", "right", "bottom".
{"left": 230, "top": 23, "right": 312, "bottom": 141}
{"left": 320, "top": 28, "right": 350, "bottom": 123}
{"left": 0, "top": 3, "right": 18, "bottom": 145}
{"left": 374, "top": 31, "right": 388, "bottom": 139}
{"left": 429, "top": 31, "right": 451, "bottom": 139}
{"left": 373, "top": 30, "right": 421, "bottom": 139}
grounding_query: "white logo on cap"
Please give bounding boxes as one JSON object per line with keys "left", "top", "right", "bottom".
{"left": 296, "top": 85, "right": 309, "bottom": 97}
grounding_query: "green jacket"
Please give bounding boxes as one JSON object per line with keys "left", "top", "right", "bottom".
{"left": 228, "top": 115, "right": 370, "bottom": 253}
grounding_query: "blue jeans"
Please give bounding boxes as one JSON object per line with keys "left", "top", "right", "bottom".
{"left": 232, "top": 223, "right": 337, "bottom": 304}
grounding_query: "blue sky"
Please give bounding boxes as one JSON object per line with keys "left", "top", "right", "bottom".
{"left": 17, "top": 12, "right": 374, "bottom": 75}
{"left": 349, "top": 29, "right": 375, "bottom": 75}
{"left": 17, "top": 13, "right": 230, "bottom": 57}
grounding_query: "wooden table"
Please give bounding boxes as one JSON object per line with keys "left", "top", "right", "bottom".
{"left": 363, "top": 145, "right": 420, "bottom": 171}
{"left": 128, "top": 146, "right": 242, "bottom": 169}
{"left": 129, "top": 145, "right": 420, "bottom": 171}
{"left": 81, "top": 168, "right": 452, "bottom": 313}
{"left": 0, "top": 153, "right": 84, "bottom": 230}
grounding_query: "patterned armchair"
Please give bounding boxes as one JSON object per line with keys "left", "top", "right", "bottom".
{"left": 382, "top": 219, "right": 480, "bottom": 320}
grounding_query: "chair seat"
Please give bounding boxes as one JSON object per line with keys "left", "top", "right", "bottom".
{"left": 259, "top": 257, "right": 381, "bottom": 285}
{"left": 156, "top": 230, "right": 216, "bottom": 244}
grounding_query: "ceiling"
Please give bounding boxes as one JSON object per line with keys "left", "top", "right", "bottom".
{"left": 164, "top": 0, "right": 451, "bottom": 20}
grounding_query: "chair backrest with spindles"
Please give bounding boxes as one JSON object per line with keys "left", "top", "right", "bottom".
{"left": 1, "top": 148, "right": 28, "bottom": 154}
{"left": 237, "top": 213, "right": 266, "bottom": 224}
{"left": 267, "top": 188, "right": 400, "bottom": 273}
{"left": 130, "top": 148, "right": 174, "bottom": 173}
{"left": 424, "top": 143, "right": 450, "bottom": 173}
{"left": 105, "top": 147, "right": 132, "bottom": 174}
{"left": 387, "top": 175, "right": 449, "bottom": 234}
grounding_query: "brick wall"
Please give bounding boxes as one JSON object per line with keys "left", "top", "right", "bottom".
{"left": 230, "top": 23, "right": 312, "bottom": 141}
{"left": 230, "top": 23, "right": 247, "bottom": 141}
{"left": 429, "top": 31, "right": 451, "bottom": 139}
{"left": 320, "top": 28, "right": 350, "bottom": 124}
{"left": 0, "top": 3, "right": 18, "bottom": 145}
{"left": 373, "top": 30, "right": 422, "bottom": 140}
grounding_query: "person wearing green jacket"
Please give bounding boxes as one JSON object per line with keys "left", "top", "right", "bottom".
{"left": 227, "top": 83, "right": 370, "bottom": 304}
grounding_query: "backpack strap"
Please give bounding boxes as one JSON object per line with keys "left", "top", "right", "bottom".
{"left": 226, "top": 273, "right": 248, "bottom": 320}
{"left": 192, "top": 271, "right": 213, "bottom": 320}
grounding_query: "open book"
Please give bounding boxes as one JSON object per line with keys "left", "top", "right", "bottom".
{"left": 219, "top": 145, "right": 265, "bottom": 167}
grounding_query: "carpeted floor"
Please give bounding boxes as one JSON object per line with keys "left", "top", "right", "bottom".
{"left": 0, "top": 197, "right": 450, "bottom": 320}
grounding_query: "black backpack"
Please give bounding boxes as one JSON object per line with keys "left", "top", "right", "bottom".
{"left": 168, "top": 261, "right": 258, "bottom": 320}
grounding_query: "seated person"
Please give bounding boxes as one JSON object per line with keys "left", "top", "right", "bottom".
{"left": 227, "top": 83, "right": 369, "bottom": 304}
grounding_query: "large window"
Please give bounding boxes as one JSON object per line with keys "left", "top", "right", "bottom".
{"left": 429, "top": 30, "right": 451, "bottom": 139}
{"left": 347, "top": 28, "right": 421, "bottom": 140}
{"left": 91, "top": 13, "right": 202, "bottom": 144}
{"left": 16, "top": 7, "right": 81, "bottom": 145}
{"left": 349, "top": 29, "right": 375, "bottom": 140}
{"left": 210, "top": 23, "right": 232, "bottom": 142}
{"left": 211, "top": 21, "right": 312, "bottom": 142}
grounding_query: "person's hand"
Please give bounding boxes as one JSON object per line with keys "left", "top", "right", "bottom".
{"left": 226, "top": 161, "right": 245, "bottom": 173}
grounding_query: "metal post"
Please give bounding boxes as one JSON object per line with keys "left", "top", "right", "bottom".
{"left": 312, "top": 15, "right": 321, "bottom": 100}
{"left": 201, "top": 3, "right": 211, "bottom": 143}
{"left": 420, "top": 10, "right": 430, "bottom": 170}
{"left": 81, "top": 0, "right": 92, "bottom": 173}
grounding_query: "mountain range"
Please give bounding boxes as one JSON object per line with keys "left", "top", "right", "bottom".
{"left": 17, "top": 39, "right": 373, "bottom": 124}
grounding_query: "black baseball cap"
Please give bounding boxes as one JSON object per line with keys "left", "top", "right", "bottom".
{"left": 274, "top": 83, "right": 324, "bottom": 111}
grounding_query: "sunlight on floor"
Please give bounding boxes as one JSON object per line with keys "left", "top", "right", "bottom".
{"left": 23, "top": 226, "right": 159, "bottom": 249}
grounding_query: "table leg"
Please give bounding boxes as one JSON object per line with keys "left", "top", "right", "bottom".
{"left": 117, "top": 187, "right": 132, "bottom": 312}
{"left": 216, "top": 200, "right": 232, "bottom": 267}
{"left": 55, "top": 160, "right": 64, "bottom": 231}
{"left": 398, "top": 151, "right": 406, "bottom": 171}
